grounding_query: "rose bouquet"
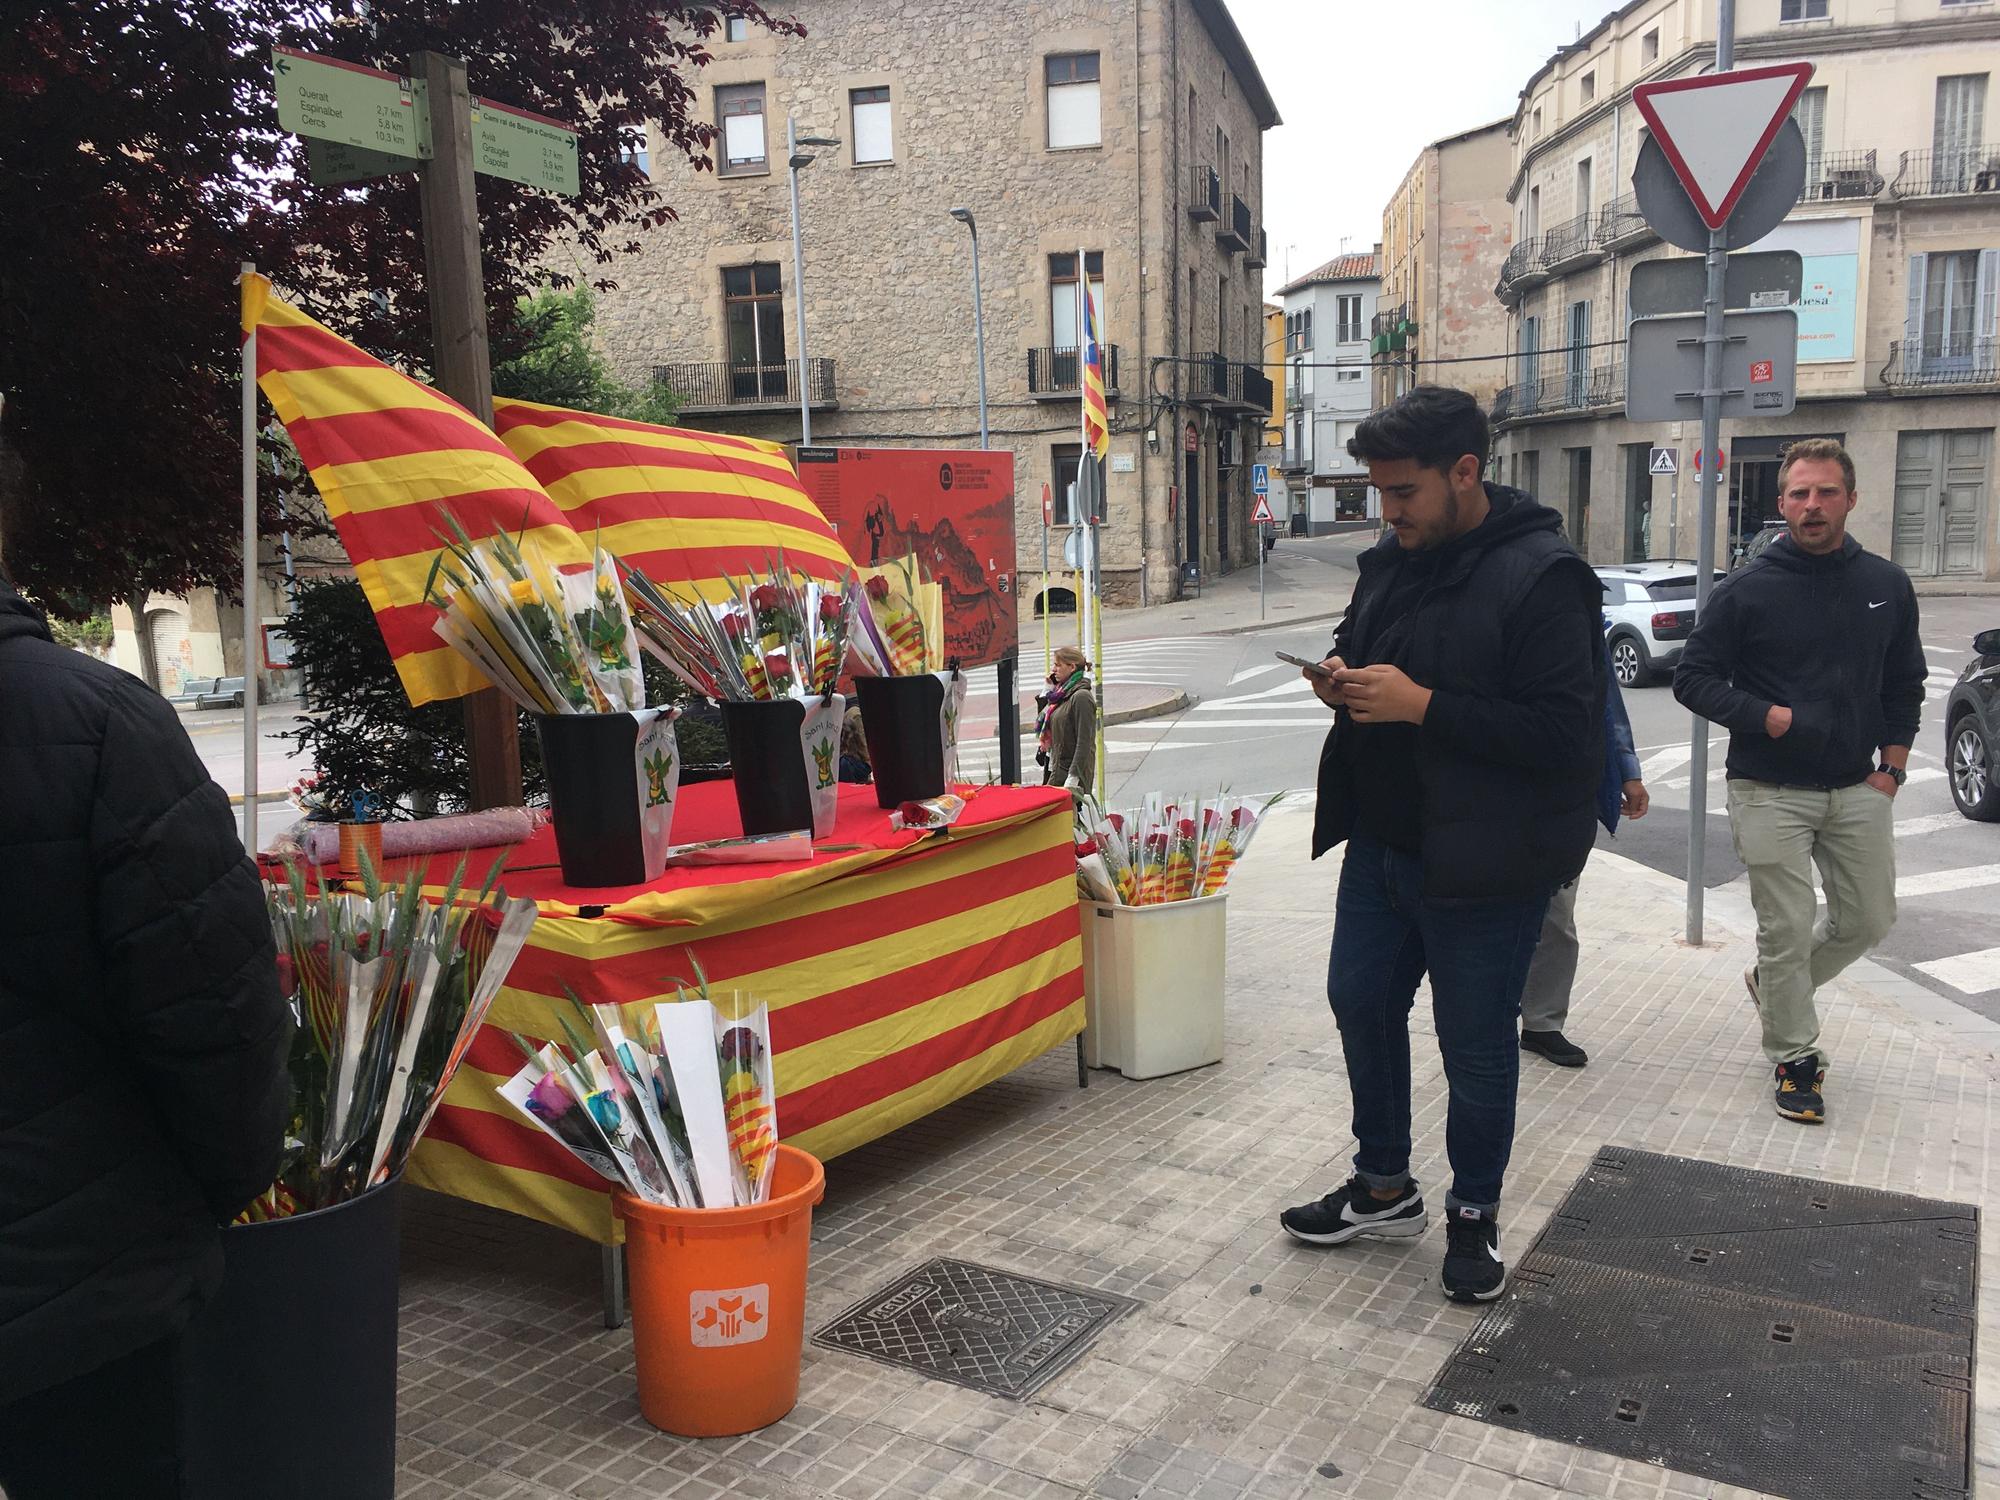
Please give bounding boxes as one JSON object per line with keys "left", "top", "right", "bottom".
{"left": 625, "top": 562, "right": 854, "bottom": 705}
{"left": 244, "top": 856, "right": 539, "bottom": 1220}
{"left": 1074, "top": 793, "right": 1279, "bottom": 906}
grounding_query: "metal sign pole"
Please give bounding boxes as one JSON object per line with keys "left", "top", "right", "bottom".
{"left": 240, "top": 263, "right": 261, "bottom": 855}
{"left": 1669, "top": 462, "right": 1681, "bottom": 561}
{"left": 1258, "top": 514, "right": 1265, "bottom": 620}
{"left": 1685, "top": 0, "right": 1735, "bottom": 946}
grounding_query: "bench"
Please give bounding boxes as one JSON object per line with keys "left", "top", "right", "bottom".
{"left": 167, "top": 676, "right": 246, "bottom": 710}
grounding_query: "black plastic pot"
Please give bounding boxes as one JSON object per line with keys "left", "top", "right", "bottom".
{"left": 177, "top": 1179, "right": 402, "bottom": 1500}
{"left": 721, "top": 697, "right": 813, "bottom": 835}
{"left": 855, "top": 674, "right": 948, "bottom": 808}
{"left": 535, "top": 710, "right": 661, "bottom": 887}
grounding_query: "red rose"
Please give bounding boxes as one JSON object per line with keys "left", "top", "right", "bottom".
{"left": 751, "top": 583, "right": 781, "bottom": 610}
{"left": 819, "top": 595, "right": 843, "bottom": 622}
{"left": 722, "top": 612, "right": 747, "bottom": 641}
{"left": 764, "top": 653, "right": 794, "bottom": 680}
{"left": 1074, "top": 836, "right": 1099, "bottom": 857}
{"left": 865, "top": 575, "right": 890, "bottom": 601}
{"left": 1176, "top": 819, "right": 1196, "bottom": 839}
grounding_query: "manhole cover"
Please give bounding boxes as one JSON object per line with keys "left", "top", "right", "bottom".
{"left": 813, "top": 1258, "right": 1136, "bottom": 1399}
{"left": 1424, "top": 1147, "right": 1978, "bottom": 1500}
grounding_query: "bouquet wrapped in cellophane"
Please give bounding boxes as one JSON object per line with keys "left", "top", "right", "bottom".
{"left": 496, "top": 961, "right": 779, "bottom": 1208}
{"left": 855, "top": 551, "right": 945, "bottom": 676}
{"left": 1074, "top": 792, "right": 1280, "bottom": 906}
{"left": 424, "top": 517, "right": 645, "bottom": 715}
{"left": 625, "top": 561, "right": 859, "bottom": 704}
{"left": 243, "top": 857, "right": 539, "bottom": 1220}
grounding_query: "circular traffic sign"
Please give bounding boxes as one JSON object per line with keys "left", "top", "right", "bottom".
{"left": 1631, "top": 118, "right": 1805, "bottom": 253}
{"left": 1693, "top": 447, "right": 1727, "bottom": 472}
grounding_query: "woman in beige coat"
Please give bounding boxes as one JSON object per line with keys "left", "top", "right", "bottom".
{"left": 1037, "top": 645, "right": 1097, "bottom": 794}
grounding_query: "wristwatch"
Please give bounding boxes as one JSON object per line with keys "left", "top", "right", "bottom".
{"left": 1876, "top": 762, "right": 1907, "bottom": 788}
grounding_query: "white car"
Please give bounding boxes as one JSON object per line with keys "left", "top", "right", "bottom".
{"left": 1595, "top": 562, "right": 1725, "bottom": 688}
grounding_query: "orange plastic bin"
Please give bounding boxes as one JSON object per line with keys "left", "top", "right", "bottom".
{"left": 614, "top": 1144, "right": 826, "bottom": 1437}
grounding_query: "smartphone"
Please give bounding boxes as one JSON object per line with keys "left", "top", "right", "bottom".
{"left": 1275, "top": 651, "right": 1335, "bottom": 680}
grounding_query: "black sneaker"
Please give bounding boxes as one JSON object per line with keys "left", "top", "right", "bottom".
{"left": 1442, "top": 1206, "right": 1507, "bottom": 1302}
{"left": 1521, "top": 1029, "right": 1588, "bottom": 1068}
{"left": 1774, "top": 1055, "right": 1826, "bottom": 1123}
{"left": 1279, "top": 1176, "right": 1427, "bottom": 1246}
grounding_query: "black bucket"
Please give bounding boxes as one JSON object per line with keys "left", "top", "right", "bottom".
{"left": 178, "top": 1179, "right": 402, "bottom": 1500}
{"left": 855, "top": 674, "right": 948, "bottom": 808}
{"left": 721, "top": 697, "right": 813, "bottom": 835}
{"left": 536, "top": 710, "right": 678, "bottom": 886}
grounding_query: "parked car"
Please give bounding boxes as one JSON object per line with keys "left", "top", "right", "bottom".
{"left": 1594, "top": 563, "right": 1726, "bottom": 687}
{"left": 1737, "top": 520, "right": 1787, "bottom": 567}
{"left": 1946, "top": 627, "right": 2000, "bottom": 822}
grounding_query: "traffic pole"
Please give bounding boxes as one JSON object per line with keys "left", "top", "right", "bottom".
{"left": 1258, "top": 516, "right": 1265, "bottom": 620}
{"left": 240, "top": 263, "right": 260, "bottom": 856}
{"left": 1685, "top": 0, "right": 1735, "bottom": 946}
{"left": 1669, "top": 460, "right": 1681, "bottom": 561}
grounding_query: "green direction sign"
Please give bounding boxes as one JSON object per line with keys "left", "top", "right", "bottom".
{"left": 305, "top": 137, "right": 418, "bottom": 187}
{"left": 273, "top": 47, "right": 432, "bottom": 160}
{"left": 470, "top": 98, "right": 580, "bottom": 196}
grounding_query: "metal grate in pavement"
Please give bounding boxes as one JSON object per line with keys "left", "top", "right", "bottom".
{"left": 812, "top": 1257, "right": 1137, "bottom": 1400}
{"left": 1424, "top": 1146, "right": 1979, "bottom": 1500}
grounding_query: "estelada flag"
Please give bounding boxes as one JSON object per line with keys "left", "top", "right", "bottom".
{"left": 242, "top": 276, "right": 852, "bottom": 707}
{"left": 491, "top": 399, "right": 853, "bottom": 605}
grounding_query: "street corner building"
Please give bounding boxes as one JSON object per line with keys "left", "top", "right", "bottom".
{"left": 1475, "top": 0, "right": 2000, "bottom": 583}
{"left": 587, "top": 0, "right": 1281, "bottom": 611}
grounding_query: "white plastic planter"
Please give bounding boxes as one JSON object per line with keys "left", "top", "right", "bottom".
{"left": 1079, "top": 894, "right": 1227, "bottom": 1079}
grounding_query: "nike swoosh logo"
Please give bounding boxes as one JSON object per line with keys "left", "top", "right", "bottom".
{"left": 1869, "top": 601, "right": 1887, "bottom": 609}
{"left": 1487, "top": 1241, "right": 1504, "bottom": 1262}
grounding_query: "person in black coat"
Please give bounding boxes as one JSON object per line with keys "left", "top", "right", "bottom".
{"left": 0, "top": 578, "right": 292, "bottom": 1500}
{"left": 1278, "top": 387, "right": 1603, "bottom": 1307}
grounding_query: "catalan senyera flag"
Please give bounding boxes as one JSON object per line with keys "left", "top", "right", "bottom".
{"left": 1081, "top": 279, "right": 1110, "bottom": 462}
{"left": 242, "top": 276, "right": 856, "bottom": 707}
{"left": 491, "top": 399, "right": 853, "bottom": 606}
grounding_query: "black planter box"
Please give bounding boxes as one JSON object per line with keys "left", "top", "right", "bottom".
{"left": 855, "top": 674, "right": 949, "bottom": 808}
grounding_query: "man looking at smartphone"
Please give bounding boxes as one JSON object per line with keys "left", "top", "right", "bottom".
{"left": 1279, "top": 386, "right": 1604, "bottom": 1304}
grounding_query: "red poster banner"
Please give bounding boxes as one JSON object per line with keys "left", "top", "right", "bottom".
{"left": 794, "top": 447, "right": 1019, "bottom": 668}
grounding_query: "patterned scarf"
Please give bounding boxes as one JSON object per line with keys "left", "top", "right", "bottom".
{"left": 1036, "top": 668, "right": 1089, "bottom": 754}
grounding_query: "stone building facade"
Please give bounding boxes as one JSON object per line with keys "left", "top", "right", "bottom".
{"left": 1374, "top": 120, "right": 1515, "bottom": 412}
{"left": 1491, "top": 0, "right": 2000, "bottom": 581}
{"left": 593, "top": 0, "right": 1278, "bottom": 609}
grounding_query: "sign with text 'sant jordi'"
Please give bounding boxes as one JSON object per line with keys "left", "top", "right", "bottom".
{"left": 795, "top": 447, "right": 1018, "bottom": 669}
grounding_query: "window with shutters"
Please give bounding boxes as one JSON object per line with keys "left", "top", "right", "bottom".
{"left": 1933, "top": 75, "right": 1989, "bottom": 193}
{"left": 1527, "top": 185, "right": 1541, "bottom": 241}
{"left": 1520, "top": 315, "right": 1540, "bottom": 404}
{"left": 716, "top": 83, "right": 767, "bottom": 175}
{"left": 1046, "top": 53, "right": 1101, "bottom": 149}
{"left": 1779, "top": 0, "right": 1828, "bottom": 19}
{"left": 850, "top": 86, "right": 892, "bottom": 164}
{"left": 1566, "top": 301, "right": 1591, "bottom": 405}
{"left": 723, "top": 263, "right": 785, "bottom": 399}
{"left": 1576, "top": 159, "right": 1593, "bottom": 224}
{"left": 1794, "top": 87, "right": 1826, "bottom": 188}
{"left": 1905, "top": 250, "right": 1998, "bottom": 376}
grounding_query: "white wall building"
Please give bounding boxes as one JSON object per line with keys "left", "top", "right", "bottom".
{"left": 1277, "top": 252, "right": 1380, "bottom": 531}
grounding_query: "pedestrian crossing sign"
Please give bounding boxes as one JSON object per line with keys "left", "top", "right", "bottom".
{"left": 1251, "top": 495, "right": 1276, "bottom": 525}
{"left": 1649, "top": 447, "right": 1678, "bottom": 476}
{"left": 1251, "top": 463, "right": 1271, "bottom": 494}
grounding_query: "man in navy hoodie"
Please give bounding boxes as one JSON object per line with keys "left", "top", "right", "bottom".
{"left": 1674, "top": 439, "right": 1925, "bottom": 1125}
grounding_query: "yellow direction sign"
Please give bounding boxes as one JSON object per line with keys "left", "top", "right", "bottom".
{"left": 471, "top": 98, "right": 580, "bottom": 196}
{"left": 273, "top": 47, "right": 432, "bottom": 160}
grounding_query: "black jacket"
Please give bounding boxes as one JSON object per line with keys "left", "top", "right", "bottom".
{"left": 1312, "top": 486, "right": 1605, "bottom": 901}
{"left": 0, "top": 585, "right": 291, "bottom": 1403}
{"left": 1672, "top": 535, "right": 1925, "bottom": 788}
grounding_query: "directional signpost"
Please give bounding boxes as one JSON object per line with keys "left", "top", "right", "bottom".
{"left": 274, "top": 48, "right": 431, "bottom": 160}
{"left": 1625, "top": 17, "right": 1814, "bottom": 944}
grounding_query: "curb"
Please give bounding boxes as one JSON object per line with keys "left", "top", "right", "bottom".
{"left": 1105, "top": 689, "right": 1191, "bottom": 726}
{"left": 228, "top": 790, "right": 294, "bottom": 808}
{"left": 1200, "top": 607, "right": 1348, "bottom": 639}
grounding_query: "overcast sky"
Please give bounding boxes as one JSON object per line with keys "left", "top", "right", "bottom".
{"left": 1229, "top": 0, "right": 1604, "bottom": 301}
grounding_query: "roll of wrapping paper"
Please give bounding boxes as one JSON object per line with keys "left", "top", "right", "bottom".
{"left": 301, "top": 807, "right": 536, "bottom": 867}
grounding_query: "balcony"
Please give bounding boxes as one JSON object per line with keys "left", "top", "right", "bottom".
{"left": 1026, "top": 344, "right": 1122, "bottom": 401}
{"left": 1593, "top": 194, "right": 1656, "bottom": 253}
{"left": 1892, "top": 144, "right": 2000, "bottom": 198}
{"left": 1245, "top": 227, "right": 1267, "bottom": 269}
{"left": 1494, "top": 238, "right": 1547, "bottom": 305}
{"left": 1801, "top": 149, "right": 1883, "bottom": 203}
{"left": 1217, "top": 194, "right": 1252, "bottom": 255}
{"left": 1491, "top": 356, "right": 1625, "bottom": 425}
{"left": 1368, "top": 304, "right": 1415, "bottom": 358}
{"left": 1285, "top": 380, "right": 1304, "bottom": 410}
{"left": 653, "top": 358, "right": 835, "bottom": 413}
{"left": 1883, "top": 338, "right": 2000, "bottom": 391}
{"left": 1186, "top": 354, "right": 1273, "bottom": 414}
{"left": 1541, "top": 210, "right": 1600, "bottom": 275}
{"left": 1188, "top": 164, "right": 1221, "bottom": 222}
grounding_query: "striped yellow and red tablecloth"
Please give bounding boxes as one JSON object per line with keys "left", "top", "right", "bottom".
{"left": 400, "top": 782, "right": 1083, "bottom": 1241}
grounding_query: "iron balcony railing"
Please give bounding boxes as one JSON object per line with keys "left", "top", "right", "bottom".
{"left": 1883, "top": 338, "right": 2000, "bottom": 388}
{"left": 1892, "top": 144, "right": 2000, "bottom": 197}
{"left": 653, "top": 358, "right": 835, "bottom": 410}
{"left": 1800, "top": 149, "right": 1884, "bottom": 202}
{"left": 1492, "top": 357, "right": 1625, "bottom": 422}
{"left": 1495, "top": 237, "right": 1544, "bottom": 303}
{"left": 1217, "top": 194, "right": 1252, "bottom": 253}
{"left": 1245, "top": 227, "right": 1268, "bottom": 268}
{"left": 1186, "top": 354, "right": 1273, "bottom": 414}
{"left": 1370, "top": 303, "right": 1407, "bottom": 338}
{"left": 1026, "top": 344, "right": 1121, "bottom": 398}
{"left": 1593, "top": 194, "right": 1654, "bottom": 249}
{"left": 1188, "top": 164, "right": 1221, "bottom": 221}
{"left": 1540, "top": 210, "right": 1598, "bottom": 269}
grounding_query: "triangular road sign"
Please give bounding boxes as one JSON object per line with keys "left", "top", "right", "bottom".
{"left": 1251, "top": 494, "right": 1276, "bottom": 525}
{"left": 1632, "top": 63, "right": 1813, "bottom": 231}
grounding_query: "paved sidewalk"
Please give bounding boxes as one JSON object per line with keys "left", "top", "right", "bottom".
{"left": 391, "top": 804, "right": 1999, "bottom": 1500}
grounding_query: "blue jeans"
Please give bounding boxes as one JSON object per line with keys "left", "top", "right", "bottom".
{"left": 1327, "top": 835, "right": 1551, "bottom": 1215}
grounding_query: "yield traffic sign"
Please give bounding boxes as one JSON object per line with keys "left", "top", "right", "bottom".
{"left": 1250, "top": 494, "right": 1276, "bottom": 525}
{"left": 1649, "top": 447, "right": 1678, "bottom": 477}
{"left": 1632, "top": 62, "right": 1813, "bottom": 230}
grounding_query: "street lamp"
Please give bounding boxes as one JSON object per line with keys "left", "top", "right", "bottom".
{"left": 948, "top": 208, "right": 989, "bottom": 450}
{"left": 786, "top": 116, "right": 840, "bottom": 445}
